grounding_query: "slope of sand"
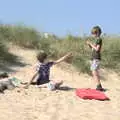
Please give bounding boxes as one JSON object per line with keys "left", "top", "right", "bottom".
{"left": 0, "top": 46, "right": 120, "bottom": 120}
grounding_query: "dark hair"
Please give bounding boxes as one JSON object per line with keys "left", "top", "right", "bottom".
{"left": 91, "top": 26, "right": 102, "bottom": 35}
{"left": 0, "top": 72, "right": 9, "bottom": 79}
{"left": 37, "top": 51, "right": 47, "bottom": 63}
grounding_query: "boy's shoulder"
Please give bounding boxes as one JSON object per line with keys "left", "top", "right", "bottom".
{"left": 35, "top": 62, "right": 41, "bottom": 67}
{"left": 36, "top": 61, "right": 54, "bottom": 67}
{"left": 96, "top": 37, "right": 102, "bottom": 40}
{"left": 95, "top": 37, "right": 102, "bottom": 44}
{"left": 34, "top": 62, "right": 42, "bottom": 71}
{"left": 46, "top": 61, "right": 55, "bottom": 67}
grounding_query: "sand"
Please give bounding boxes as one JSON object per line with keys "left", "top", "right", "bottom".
{"left": 0, "top": 46, "right": 120, "bottom": 120}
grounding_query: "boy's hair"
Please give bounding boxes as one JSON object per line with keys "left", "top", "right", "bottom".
{"left": 37, "top": 51, "right": 47, "bottom": 63}
{"left": 91, "top": 26, "right": 102, "bottom": 35}
{"left": 0, "top": 72, "right": 9, "bottom": 79}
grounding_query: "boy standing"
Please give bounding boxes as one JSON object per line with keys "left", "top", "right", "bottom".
{"left": 86, "top": 26, "right": 104, "bottom": 91}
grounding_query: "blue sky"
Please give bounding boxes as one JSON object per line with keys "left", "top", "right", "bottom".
{"left": 0, "top": 0, "right": 119, "bottom": 36}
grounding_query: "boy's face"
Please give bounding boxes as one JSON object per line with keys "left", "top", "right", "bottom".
{"left": 91, "top": 33, "right": 99, "bottom": 38}
{"left": 92, "top": 33, "right": 97, "bottom": 37}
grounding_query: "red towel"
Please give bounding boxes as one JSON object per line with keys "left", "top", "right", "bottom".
{"left": 76, "top": 88, "right": 109, "bottom": 100}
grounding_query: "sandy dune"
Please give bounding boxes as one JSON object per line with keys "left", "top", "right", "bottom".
{"left": 0, "top": 46, "right": 120, "bottom": 120}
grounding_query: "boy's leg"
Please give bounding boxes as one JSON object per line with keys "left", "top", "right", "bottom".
{"left": 92, "top": 70, "right": 103, "bottom": 90}
{"left": 46, "top": 80, "right": 63, "bottom": 91}
{"left": 6, "top": 80, "right": 15, "bottom": 90}
{"left": 92, "top": 70, "right": 101, "bottom": 84}
{"left": 36, "top": 84, "right": 47, "bottom": 88}
{"left": 36, "top": 80, "right": 63, "bottom": 91}
{"left": 91, "top": 60, "right": 103, "bottom": 91}
{"left": 53, "top": 80, "right": 63, "bottom": 88}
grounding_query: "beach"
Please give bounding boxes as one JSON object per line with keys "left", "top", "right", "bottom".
{"left": 0, "top": 46, "right": 120, "bottom": 120}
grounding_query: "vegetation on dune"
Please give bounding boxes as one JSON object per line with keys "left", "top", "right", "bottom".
{"left": 0, "top": 23, "right": 120, "bottom": 73}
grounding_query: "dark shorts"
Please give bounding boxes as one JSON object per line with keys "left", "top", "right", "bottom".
{"left": 36, "top": 78, "right": 50, "bottom": 85}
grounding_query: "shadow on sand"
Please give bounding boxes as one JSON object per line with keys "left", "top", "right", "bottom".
{"left": 0, "top": 54, "right": 29, "bottom": 73}
{"left": 57, "top": 86, "right": 76, "bottom": 91}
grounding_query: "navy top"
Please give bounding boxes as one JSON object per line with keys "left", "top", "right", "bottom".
{"left": 36, "top": 62, "right": 54, "bottom": 85}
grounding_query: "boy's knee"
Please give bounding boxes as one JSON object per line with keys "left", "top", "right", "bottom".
{"left": 92, "top": 70, "right": 99, "bottom": 76}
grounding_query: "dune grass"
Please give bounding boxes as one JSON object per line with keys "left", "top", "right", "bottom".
{"left": 0, "top": 24, "right": 120, "bottom": 73}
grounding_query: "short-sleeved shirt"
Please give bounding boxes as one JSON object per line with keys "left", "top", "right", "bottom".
{"left": 36, "top": 62, "right": 54, "bottom": 85}
{"left": 91, "top": 37, "right": 102, "bottom": 60}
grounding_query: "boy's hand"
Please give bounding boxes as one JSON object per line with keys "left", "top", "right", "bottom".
{"left": 86, "top": 40, "right": 91, "bottom": 45}
{"left": 86, "top": 40, "right": 92, "bottom": 48}
{"left": 65, "top": 52, "right": 73, "bottom": 63}
{"left": 67, "top": 52, "right": 72, "bottom": 56}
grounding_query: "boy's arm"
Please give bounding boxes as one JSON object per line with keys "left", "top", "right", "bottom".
{"left": 24, "top": 71, "right": 38, "bottom": 88}
{"left": 86, "top": 41, "right": 100, "bottom": 51}
{"left": 54, "top": 52, "right": 72, "bottom": 64}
